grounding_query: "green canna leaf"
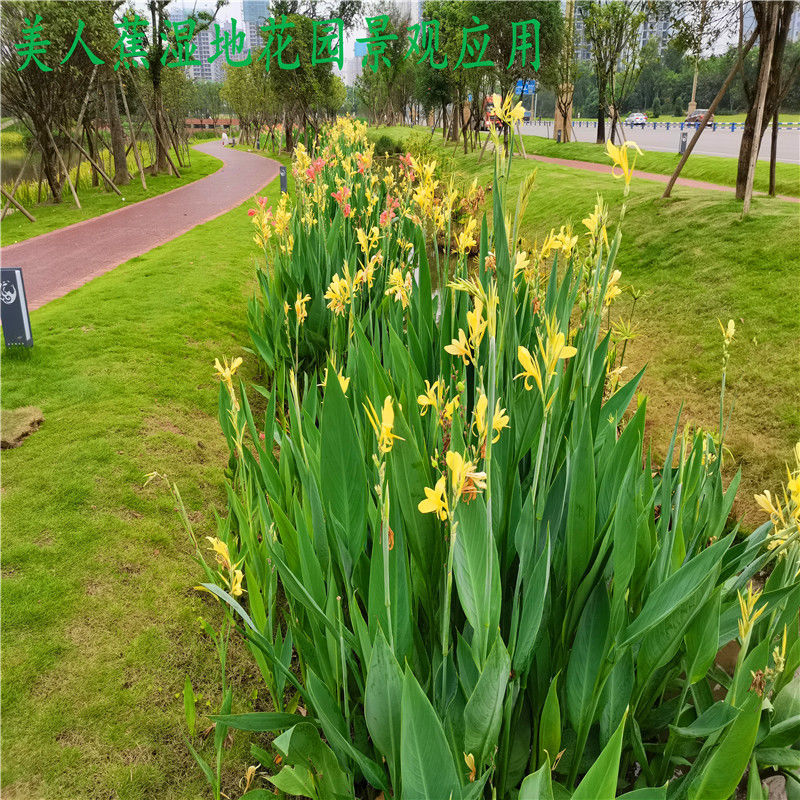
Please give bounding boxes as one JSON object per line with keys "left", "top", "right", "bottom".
{"left": 519, "top": 760, "right": 554, "bottom": 800}
{"left": 400, "top": 668, "right": 462, "bottom": 800}
{"left": 572, "top": 709, "right": 628, "bottom": 800}
{"left": 687, "top": 690, "right": 762, "bottom": 800}
{"left": 364, "top": 628, "right": 403, "bottom": 785}
{"left": 538, "top": 673, "right": 561, "bottom": 770}
{"left": 319, "top": 359, "right": 367, "bottom": 574}
{"left": 566, "top": 582, "right": 610, "bottom": 733}
{"left": 464, "top": 636, "right": 511, "bottom": 766}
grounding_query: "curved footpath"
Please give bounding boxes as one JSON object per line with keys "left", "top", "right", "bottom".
{"left": 0, "top": 141, "right": 279, "bottom": 310}
{"left": 525, "top": 152, "right": 800, "bottom": 203}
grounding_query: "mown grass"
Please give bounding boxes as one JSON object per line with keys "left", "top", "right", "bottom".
{"left": 1, "top": 150, "right": 292, "bottom": 799}
{"left": 517, "top": 133, "right": 800, "bottom": 198}
{"left": 382, "top": 125, "right": 800, "bottom": 525}
{"left": 1, "top": 145, "right": 222, "bottom": 246}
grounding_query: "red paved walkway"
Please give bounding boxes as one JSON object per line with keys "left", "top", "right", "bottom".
{"left": 525, "top": 153, "right": 800, "bottom": 203}
{"left": 1, "top": 141, "right": 279, "bottom": 310}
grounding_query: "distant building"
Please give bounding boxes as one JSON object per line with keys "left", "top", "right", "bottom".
{"left": 572, "top": 0, "right": 674, "bottom": 63}
{"left": 242, "top": 0, "right": 269, "bottom": 51}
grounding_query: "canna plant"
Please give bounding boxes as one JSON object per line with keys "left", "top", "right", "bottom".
{"left": 187, "top": 119, "right": 800, "bottom": 799}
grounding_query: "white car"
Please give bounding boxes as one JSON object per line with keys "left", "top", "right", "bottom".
{"left": 625, "top": 112, "right": 648, "bottom": 128}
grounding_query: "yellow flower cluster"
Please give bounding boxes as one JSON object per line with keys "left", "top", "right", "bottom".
{"left": 205, "top": 536, "right": 244, "bottom": 597}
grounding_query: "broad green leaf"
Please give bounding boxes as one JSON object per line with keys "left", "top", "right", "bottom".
{"left": 538, "top": 674, "right": 561, "bottom": 769}
{"left": 319, "top": 363, "right": 367, "bottom": 571}
{"left": 268, "top": 765, "right": 316, "bottom": 798}
{"left": 688, "top": 690, "right": 762, "bottom": 800}
{"left": 183, "top": 677, "right": 196, "bottom": 738}
{"left": 758, "top": 715, "right": 800, "bottom": 749}
{"left": 365, "top": 628, "right": 403, "bottom": 783}
{"left": 566, "top": 583, "right": 610, "bottom": 732}
{"left": 453, "top": 497, "right": 500, "bottom": 658}
{"left": 754, "top": 747, "right": 800, "bottom": 769}
{"left": 565, "top": 419, "right": 596, "bottom": 595}
{"left": 618, "top": 789, "right": 668, "bottom": 800}
{"left": 747, "top": 754, "right": 766, "bottom": 800}
{"left": 401, "top": 669, "right": 462, "bottom": 800}
{"left": 519, "top": 761, "right": 554, "bottom": 800}
{"left": 464, "top": 637, "right": 511, "bottom": 766}
{"left": 619, "top": 534, "right": 733, "bottom": 647}
{"left": 684, "top": 589, "right": 721, "bottom": 684}
{"left": 572, "top": 709, "right": 628, "bottom": 800}
{"left": 671, "top": 701, "right": 739, "bottom": 737}
{"left": 209, "top": 712, "right": 308, "bottom": 732}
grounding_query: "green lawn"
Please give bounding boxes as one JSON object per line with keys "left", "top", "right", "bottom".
{"left": 381, "top": 125, "right": 800, "bottom": 525}
{"left": 1, "top": 145, "right": 222, "bottom": 246}
{"left": 1, "top": 151, "right": 291, "bottom": 799}
{"left": 518, "top": 133, "right": 800, "bottom": 198}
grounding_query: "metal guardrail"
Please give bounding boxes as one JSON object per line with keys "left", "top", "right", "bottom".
{"left": 532, "top": 120, "right": 800, "bottom": 131}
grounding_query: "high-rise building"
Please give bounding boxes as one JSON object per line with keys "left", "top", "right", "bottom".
{"left": 571, "top": 0, "right": 674, "bottom": 63}
{"left": 242, "top": 0, "right": 269, "bottom": 51}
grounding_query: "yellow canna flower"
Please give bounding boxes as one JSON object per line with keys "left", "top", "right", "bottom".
{"left": 206, "top": 536, "right": 232, "bottom": 571}
{"left": 214, "top": 356, "right": 243, "bottom": 410}
{"left": 229, "top": 568, "right": 245, "bottom": 597}
{"left": 737, "top": 581, "right": 767, "bottom": 641}
{"left": 324, "top": 272, "right": 352, "bottom": 316}
{"left": 418, "top": 475, "right": 449, "bottom": 521}
{"left": 464, "top": 753, "right": 476, "bottom": 783}
{"left": 445, "top": 328, "right": 473, "bottom": 365}
{"left": 456, "top": 217, "right": 478, "bottom": 255}
{"left": 365, "top": 396, "right": 404, "bottom": 454}
{"left": 386, "top": 268, "right": 413, "bottom": 309}
{"left": 515, "top": 345, "right": 544, "bottom": 395}
{"left": 294, "top": 292, "right": 311, "bottom": 325}
{"left": 446, "top": 449, "right": 486, "bottom": 498}
{"left": 467, "top": 298, "right": 487, "bottom": 350}
{"left": 473, "top": 392, "right": 510, "bottom": 445}
{"left": 718, "top": 318, "right": 735, "bottom": 346}
{"left": 606, "top": 139, "right": 643, "bottom": 189}
{"left": 604, "top": 270, "right": 622, "bottom": 306}
{"left": 417, "top": 378, "right": 445, "bottom": 417}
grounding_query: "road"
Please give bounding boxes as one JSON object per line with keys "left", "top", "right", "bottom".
{"left": 520, "top": 120, "right": 800, "bottom": 164}
{"left": 1, "top": 141, "right": 279, "bottom": 310}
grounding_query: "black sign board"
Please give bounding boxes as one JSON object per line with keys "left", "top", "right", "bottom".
{"left": 1, "top": 268, "right": 33, "bottom": 347}
{"left": 280, "top": 165, "right": 287, "bottom": 193}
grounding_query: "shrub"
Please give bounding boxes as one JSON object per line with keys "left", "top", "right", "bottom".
{"left": 652, "top": 95, "right": 661, "bottom": 118}
{"left": 184, "top": 113, "right": 800, "bottom": 799}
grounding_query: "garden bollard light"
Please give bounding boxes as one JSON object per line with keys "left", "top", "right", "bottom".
{"left": 680, "top": 122, "right": 684, "bottom": 130}
{"left": 679, "top": 130, "right": 687, "bottom": 155}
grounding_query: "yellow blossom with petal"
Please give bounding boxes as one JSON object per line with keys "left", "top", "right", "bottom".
{"left": 214, "top": 356, "right": 243, "bottom": 410}
{"left": 418, "top": 476, "right": 449, "bottom": 521}
{"left": 386, "top": 268, "right": 412, "bottom": 309}
{"left": 417, "top": 379, "right": 445, "bottom": 417}
{"left": 365, "top": 396, "right": 404, "bottom": 454}
{"left": 445, "top": 328, "right": 473, "bottom": 365}
{"left": 737, "top": 581, "right": 767, "bottom": 641}
{"left": 606, "top": 139, "right": 643, "bottom": 189}
{"left": 294, "top": 292, "right": 310, "bottom": 325}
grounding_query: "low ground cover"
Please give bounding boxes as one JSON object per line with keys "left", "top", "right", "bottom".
{"left": 0, "top": 151, "right": 290, "bottom": 799}
{"left": 1, "top": 144, "right": 222, "bottom": 246}
{"left": 518, "top": 133, "right": 800, "bottom": 198}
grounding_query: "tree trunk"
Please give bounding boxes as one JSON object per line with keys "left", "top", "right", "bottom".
{"left": 740, "top": 4, "right": 779, "bottom": 213}
{"left": 769, "top": 108, "right": 778, "bottom": 196}
{"left": 596, "top": 95, "right": 606, "bottom": 143}
{"left": 284, "top": 112, "right": 294, "bottom": 152}
{"left": 37, "top": 130, "right": 63, "bottom": 203}
{"left": 84, "top": 121, "right": 100, "bottom": 187}
{"left": 102, "top": 79, "right": 131, "bottom": 186}
{"left": 662, "top": 28, "right": 758, "bottom": 198}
